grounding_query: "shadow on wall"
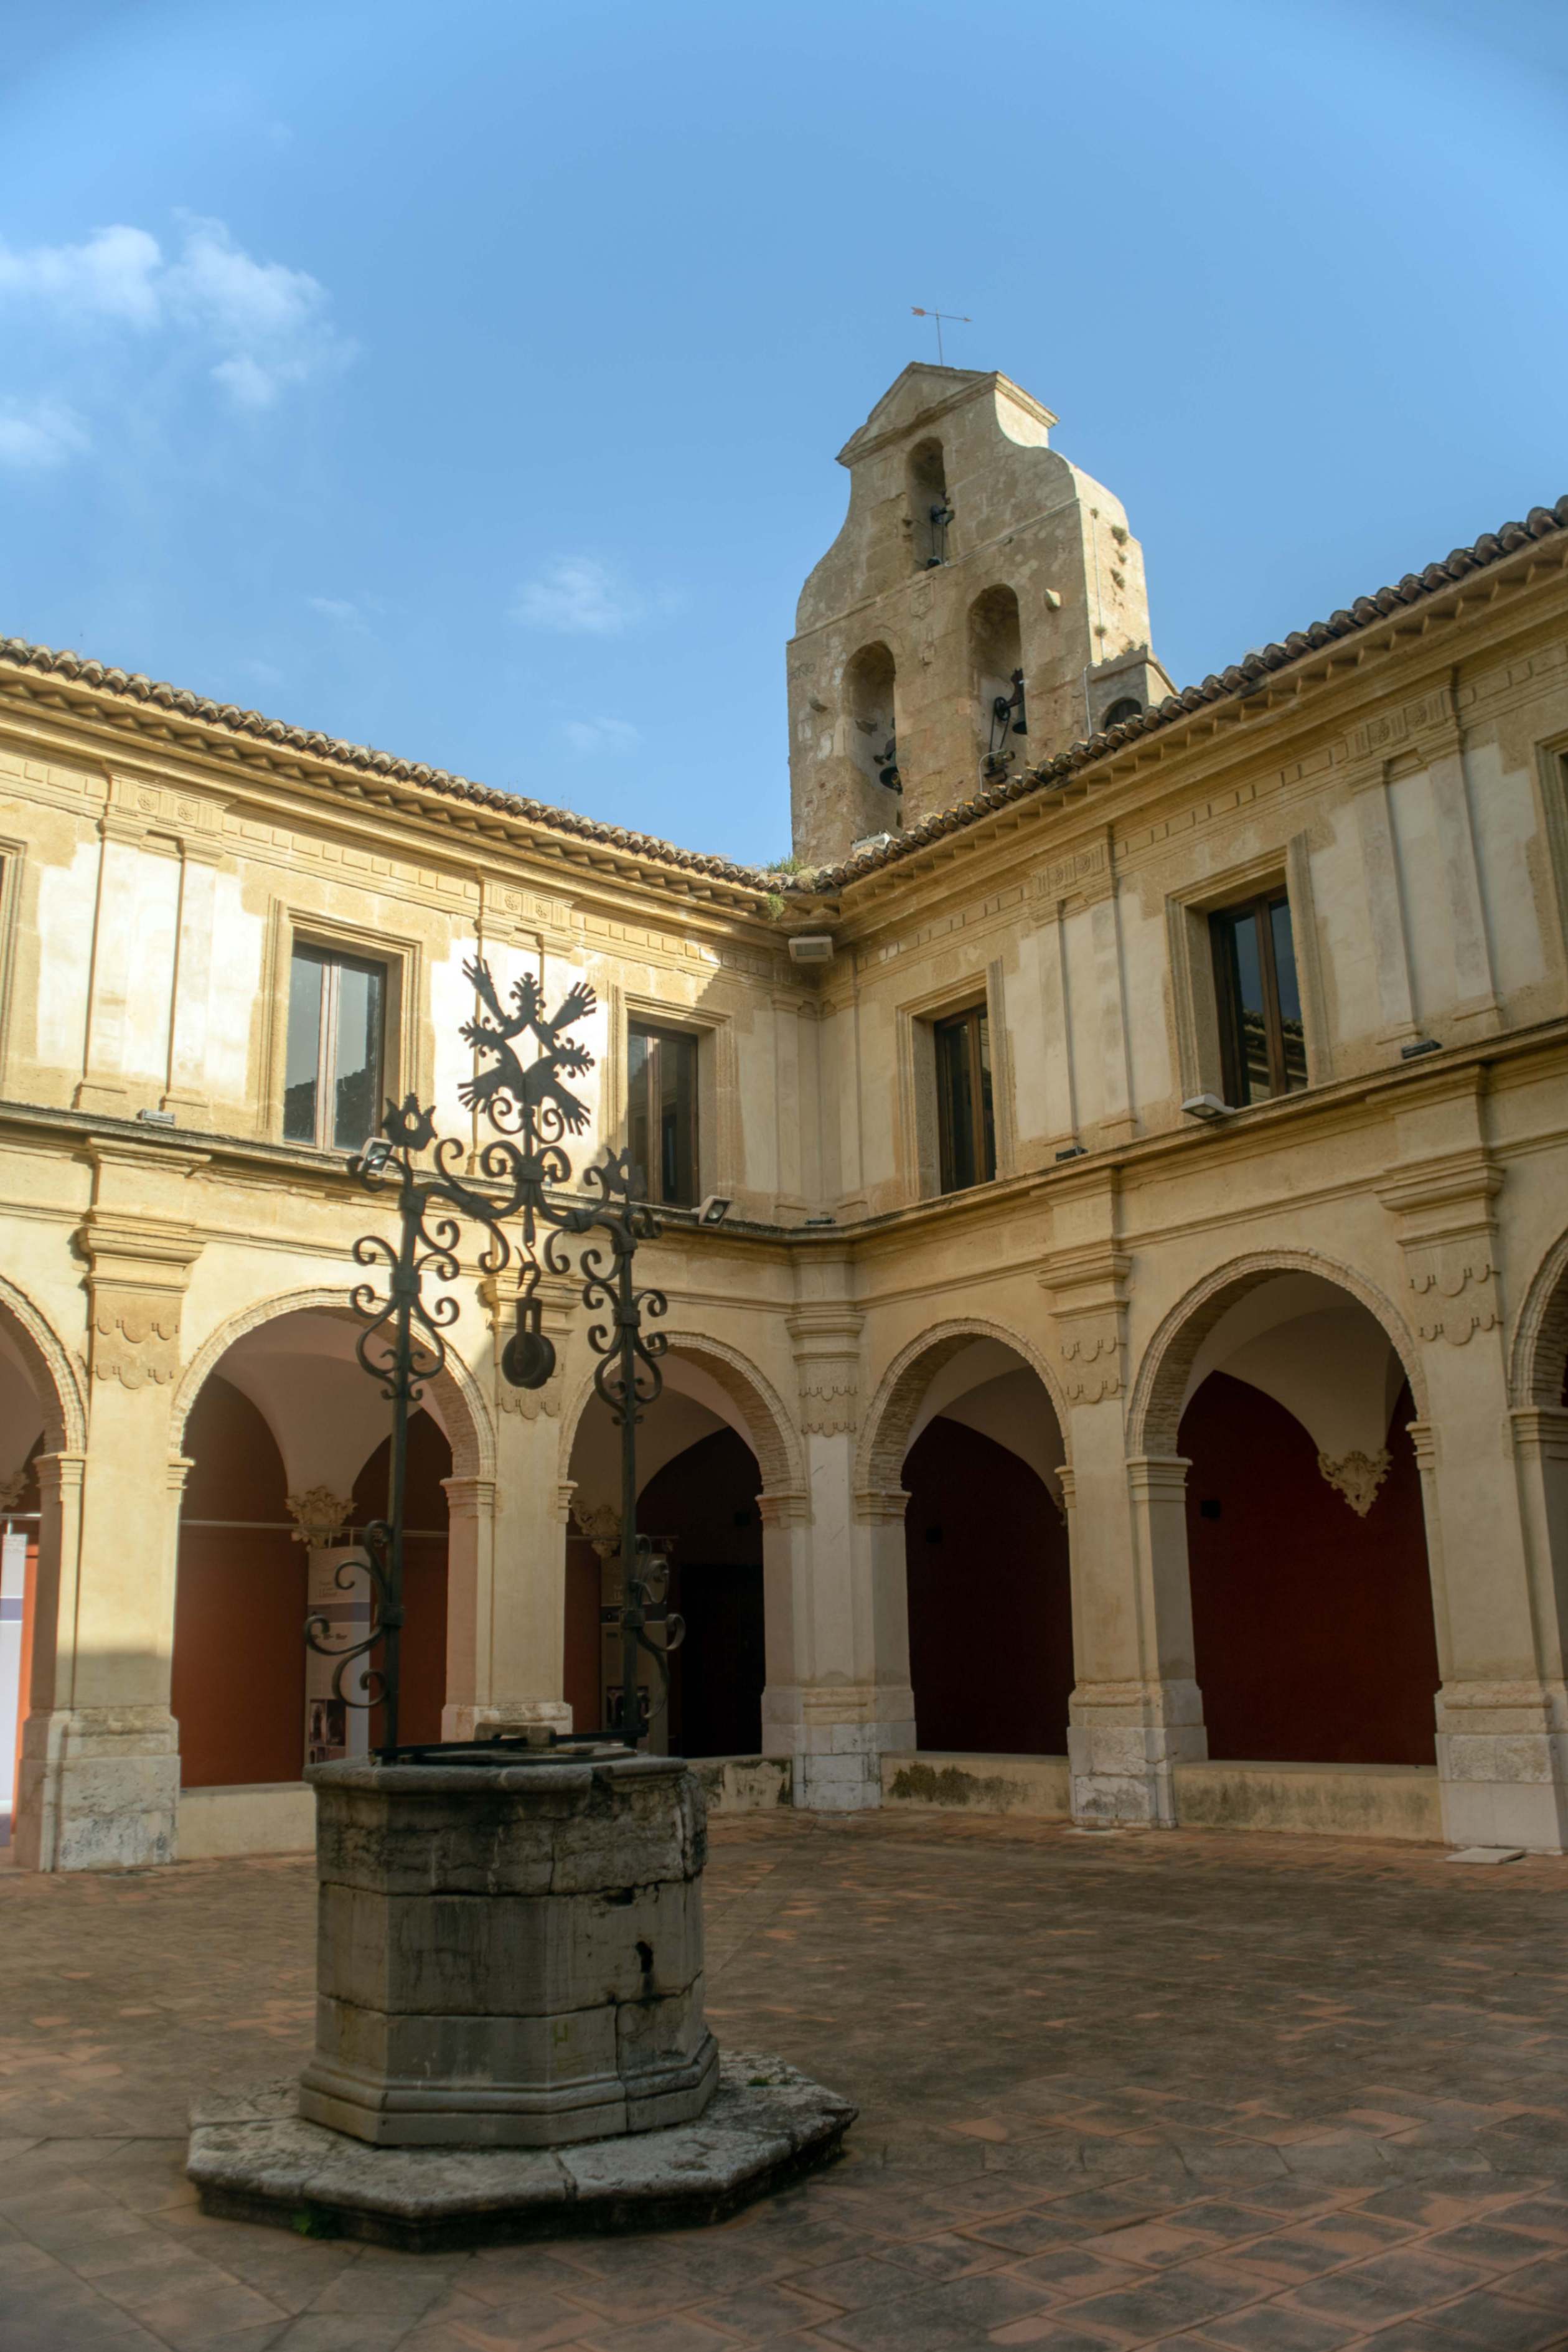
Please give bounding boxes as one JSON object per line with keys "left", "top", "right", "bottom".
{"left": 642, "top": 1426, "right": 764, "bottom": 1760}
{"left": 1181, "top": 1371, "right": 1439, "bottom": 1767}
{"left": 903, "top": 1417, "right": 1073, "bottom": 1754}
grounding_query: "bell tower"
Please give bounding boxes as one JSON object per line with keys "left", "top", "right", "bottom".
{"left": 786, "top": 365, "right": 1171, "bottom": 868}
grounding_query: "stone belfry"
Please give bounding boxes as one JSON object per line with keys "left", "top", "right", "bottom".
{"left": 787, "top": 365, "right": 1171, "bottom": 868}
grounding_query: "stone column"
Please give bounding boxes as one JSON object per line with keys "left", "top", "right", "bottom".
{"left": 21, "top": 1147, "right": 205, "bottom": 1868}
{"left": 443, "top": 1277, "right": 574, "bottom": 1743}
{"left": 1045, "top": 1174, "right": 1208, "bottom": 1825}
{"left": 12, "top": 1449, "right": 85, "bottom": 1871}
{"left": 1380, "top": 1078, "right": 1568, "bottom": 1849}
{"left": 761, "top": 1285, "right": 913, "bottom": 1810}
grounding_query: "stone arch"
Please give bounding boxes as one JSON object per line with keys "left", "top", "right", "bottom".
{"left": 1127, "top": 1248, "right": 1426, "bottom": 1459}
{"left": 857, "top": 1317, "right": 1072, "bottom": 1495}
{"left": 558, "top": 1329, "right": 805, "bottom": 1500}
{"left": 0, "top": 1274, "right": 87, "bottom": 1454}
{"left": 171, "top": 1285, "right": 495, "bottom": 1480}
{"left": 1510, "top": 1229, "right": 1568, "bottom": 1408}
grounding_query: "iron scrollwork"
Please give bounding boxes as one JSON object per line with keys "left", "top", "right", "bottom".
{"left": 306, "top": 950, "right": 682, "bottom": 1754}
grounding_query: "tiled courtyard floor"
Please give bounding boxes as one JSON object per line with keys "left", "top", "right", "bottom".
{"left": 4, "top": 1813, "right": 1568, "bottom": 2352}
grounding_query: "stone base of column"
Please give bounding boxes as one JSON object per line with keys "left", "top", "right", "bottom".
{"left": 1068, "top": 1679, "right": 1208, "bottom": 1828}
{"left": 761, "top": 1683, "right": 916, "bottom": 1813}
{"left": 14, "top": 1706, "right": 180, "bottom": 1871}
{"left": 1435, "top": 1680, "right": 1568, "bottom": 1852}
{"left": 441, "top": 1700, "right": 575, "bottom": 1744}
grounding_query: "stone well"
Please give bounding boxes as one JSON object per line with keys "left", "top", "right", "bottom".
{"left": 298, "top": 1744, "right": 718, "bottom": 2149}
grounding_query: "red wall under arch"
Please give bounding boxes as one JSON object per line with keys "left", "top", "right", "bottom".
{"left": 1181, "top": 1371, "right": 1439, "bottom": 1766}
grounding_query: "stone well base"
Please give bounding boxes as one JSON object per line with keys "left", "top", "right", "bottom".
{"left": 187, "top": 2053, "right": 855, "bottom": 2252}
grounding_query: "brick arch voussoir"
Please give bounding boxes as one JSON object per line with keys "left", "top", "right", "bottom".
{"left": 1127, "top": 1249, "right": 1426, "bottom": 1459}
{"left": 0, "top": 1274, "right": 87, "bottom": 1456}
{"left": 558, "top": 1329, "right": 805, "bottom": 1500}
{"left": 1510, "top": 1228, "right": 1568, "bottom": 1409}
{"left": 170, "top": 1284, "right": 495, "bottom": 1480}
{"left": 857, "top": 1317, "right": 1073, "bottom": 1495}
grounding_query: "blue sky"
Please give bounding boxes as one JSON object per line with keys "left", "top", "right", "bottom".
{"left": 1, "top": 1, "right": 1565, "bottom": 866}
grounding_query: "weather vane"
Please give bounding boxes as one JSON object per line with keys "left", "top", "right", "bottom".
{"left": 911, "top": 305, "right": 972, "bottom": 367}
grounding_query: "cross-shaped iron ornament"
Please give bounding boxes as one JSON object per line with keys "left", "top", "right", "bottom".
{"left": 304, "top": 955, "right": 683, "bottom": 1755}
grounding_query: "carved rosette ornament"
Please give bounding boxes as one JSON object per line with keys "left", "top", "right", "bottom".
{"left": 1317, "top": 1449, "right": 1390, "bottom": 1518}
{"left": 286, "top": 1488, "right": 355, "bottom": 1548}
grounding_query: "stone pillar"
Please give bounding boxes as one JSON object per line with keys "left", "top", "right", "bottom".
{"left": 438, "top": 1280, "right": 572, "bottom": 1746}
{"left": 761, "top": 1282, "right": 913, "bottom": 1810}
{"left": 1381, "top": 1082, "right": 1568, "bottom": 1849}
{"left": 162, "top": 839, "right": 220, "bottom": 1118}
{"left": 1045, "top": 1177, "right": 1208, "bottom": 1825}
{"left": 12, "top": 1449, "right": 84, "bottom": 1871}
{"left": 19, "top": 1149, "right": 204, "bottom": 1868}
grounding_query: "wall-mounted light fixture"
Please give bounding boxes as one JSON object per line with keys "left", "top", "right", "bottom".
{"left": 787, "top": 934, "right": 835, "bottom": 966}
{"left": 1054, "top": 1144, "right": 1086, "bottom": 1162}
{"left": 697, "top": 1194, "right": 732, "bottom": 1227}
{"left": 1400, "top": 1037, "right": 1442, "bottom": 1061}
{"left": 1181, "top": 1094, "right": 1231, "bottom": 1122}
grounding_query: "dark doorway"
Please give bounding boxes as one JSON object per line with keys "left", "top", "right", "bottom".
{"left": 639, "top": 1425, "right": 765, "bottom": 1757}
{"left": 1181, "top": 1371, "right": 1439, "bottom": 1766}
{"left": 353, "top": 1410, "right": 451, "bottom": 1748}
{"left": 903, "top": 1416, "right": 1073, "bottom": 1752}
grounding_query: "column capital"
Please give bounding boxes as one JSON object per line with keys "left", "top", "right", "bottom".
{"left": 852, "top": 1484, "right": 909, "bottom": 1525}
{"left": 441, "top": 1474, "right": 498, "bottom": 1520}
{"left": 1124, "top": 1453, "right": 1191, "bottom": 1503}
{"left": 758, "top": 1488, "right": 810, "bottom": 1530}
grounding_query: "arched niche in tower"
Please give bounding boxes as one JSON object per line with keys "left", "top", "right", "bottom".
{"left": 845, "top": 641, "right": 901, "bottom": 802}
{"left": 969, "top": 584, "right": 1026, "bottom": 768}
{"left": 906, "top": 439, "right": 951, "bottom": 571}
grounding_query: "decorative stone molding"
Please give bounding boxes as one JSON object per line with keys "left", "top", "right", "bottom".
{"left": 574, "top": 1503, "right": 622, "bottom": 1558}
{"left": 1317, "top": 1449, "right": 1389, "bottom": 1517}
{"left": 0, "top": 1274, "right": 88, "bottom": 1454}
{"left": 1509, "top": 1228, "right": 1568, "bottom": 1408}
{"left": 441, "top": 1475, "right": 497, "bottom": 1522}
{"left": 787, "top": 1305, "right": 863, "bottom": 1437}
{"left": 757, "top": 1489, "right": 810, "bottom": 1530}
{"left": 852, "top": 1485, "right": 911, "bottom": 1525}
{"left": 1041, "top": 1244, "right": 1131, "bottom": 1406}
{"left": 558, "top": 1330, "right": 805, "bottom": 1498}
{"left": 0, "top": 1467, "right": 27, "bottom": 1512}
{"left": 89, "top": 1291, "right": 184, "bottom": 1389}
{"left": 287, "top": 1488, "right": 354, "bottom": 1547}
{"left": 1378, "top": 1148, "right": 1504, "bottom": 1348}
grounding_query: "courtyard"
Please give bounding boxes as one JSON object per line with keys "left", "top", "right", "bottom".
{"left": 3, "top": 1813, "right": 1568, "bottom": 2351}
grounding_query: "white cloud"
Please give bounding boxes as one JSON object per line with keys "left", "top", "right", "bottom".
{"left": 0, "top": 224, "right": 162, "bottom": 324}
{"left": 561, "top": 717, "right": 641, "bottom": 757}
{"left": 0, "top": 398, "right": 89, "bottom": 470}
{"left": 307, "top": 595, "right": 362, "bottom": 625}
{"left": 512, "top": 558, "right": 649, "bottom": 636}
{"left": 0, "top": 214, "right": 351, "bottom": 425}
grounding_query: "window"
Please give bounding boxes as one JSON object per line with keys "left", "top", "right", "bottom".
{"left": 1209, "top": 893, "right": 1307, "bottom": 1106}
{"left": 627, "top": 1022, "right": 698, "bottom": 1206}
{"left": 934, "top": 1005, "right": 997, "bottom": 1192}
{"left": 906, "top": 438, "right": 951, "bottom": 570}
{"left": 284, "top": 944, "right": 386, "bottom": 1149}
{"left": 1103, "top": 695, "right": 1143, "bottom": 727}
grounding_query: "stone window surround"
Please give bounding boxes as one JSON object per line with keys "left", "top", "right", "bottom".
{"left": 1163, "top": 834, "right": 1330, "bottom": 1107}
{"left": 608, "top": 985, "right": 738, "bottom": 1207}
{"left": 1534, "top": 735, "right": 1568, "bottom": 999}
{"left": 895, "top": 963, "right": 1016, "bottom": 1204}
{"left": 260, "top": 903, "right": 420, "bottom": 1146}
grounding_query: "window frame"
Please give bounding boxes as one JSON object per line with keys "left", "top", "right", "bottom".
{"left": 932, "top": 1000, "right": 997, "bottom": 1195}
{"left": 1209, "top": 890, "right": 1306, "bottom": 1107}
{"left": 267, "top": 907, "right": 413, "bottom": 1154}
{"left": 283, "top": 941, "right": 389, "bottom": 1153}
{"left": 626, "top": 1017, "right": 700, "bottom": 1208}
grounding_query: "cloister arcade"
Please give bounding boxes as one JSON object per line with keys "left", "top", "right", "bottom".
{"left": 0, "top": 1225, "right": 1564, "bottom": 1857}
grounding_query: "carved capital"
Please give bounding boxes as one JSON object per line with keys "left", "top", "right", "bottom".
{"left": 1317, "top": 1449, "right": 1390, "bottom": 1517}
{"left": 574, "top": 1503, "right": 622, "bottom": 1558}
{"left": 853, "top": 1484, "right": 910, "bottom": 1525}
{"left": 0, "top": 1468, "right": 27, "bottom": 1512}
{"left": 757, "top": 1488, "right": 810, "bottom": 1530}
{"left": 286, "top": 1487, "right": 354, "bottom": 1546}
